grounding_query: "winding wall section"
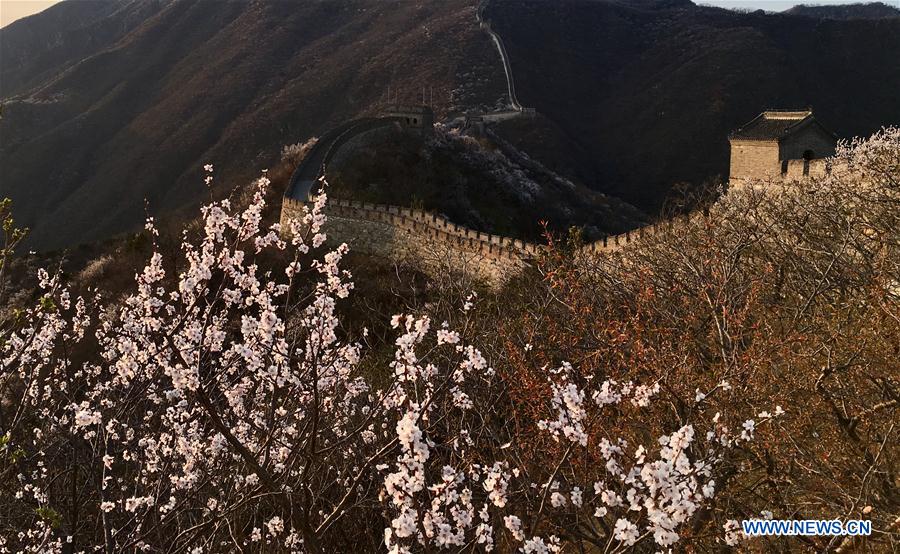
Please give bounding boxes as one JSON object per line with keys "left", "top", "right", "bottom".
{"left": 287, "top": 117, "right": 402, "bottom": 201}
{"left": 280, "top": 192, "right": 676, "bottom": 285}
{"left": 279, "top": 101, "right": 674, "bottom": 285}
{"left": 476, "top": 0, "right": 524, "bottom": 112}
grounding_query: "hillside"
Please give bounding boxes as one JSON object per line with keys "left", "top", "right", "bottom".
{"left": 1, "top": 4, "right": 898, "bottom": 549}
{"left": 0, "top": 0, "right": 507, "bottom": 251}
{"left": 485, "top": 0, "right": 900, "bottom": 208}
{"left": 326, "top": 123, "right": 647, "bottom": 242}
{"left": 785, "top": 2, "right": 900, "bottom": 19}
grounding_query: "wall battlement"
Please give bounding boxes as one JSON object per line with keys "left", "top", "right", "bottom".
{"left": 279, "top": 195, "right": 680, "bottom": 285}
{"left": 281, "top": 197, "right": 540, "bottom": 285}
{"left": 579, "top": 216, "right": 690, "bottom": 253}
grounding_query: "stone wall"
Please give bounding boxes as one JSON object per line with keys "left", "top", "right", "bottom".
{"left": 784, "top": 158, "right": 829, "bottom": 181}
{"left": 729, "top": 140, "right": 781, "bottom": 183}
{"left": 280, "top": 197, "right": 538, "bottom": 285}
{"left": 579, "top": 216, "right": 689, "bottom": 254}
{"left": 476, "top": 0, "right": 523, "bottom": 112}
{"left": 279, "top": 193, "right": 703, "bottom": 285}
{"left": 279, "top": 192, "right": 711, "bottom": 285}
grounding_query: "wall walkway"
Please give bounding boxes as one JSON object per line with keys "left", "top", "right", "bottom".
{"left": 287, "top": 117, "right": 402, "bottom": 201}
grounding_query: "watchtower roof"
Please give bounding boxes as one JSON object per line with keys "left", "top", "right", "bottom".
{"left": 729, "top": 110, "right": 831, "bottom": 141}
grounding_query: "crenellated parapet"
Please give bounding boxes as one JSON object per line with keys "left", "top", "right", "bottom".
{"left": 280, "top": 197, "right": 546, "bottom": 285}
{"left": 579, "top": 216, "right": 692, "bottom": 254}
{"left": 279, "top": 195, "right": 677, "bottom": 285}
{"left": 281, "top": 197, "right": 543, "bottom": 259}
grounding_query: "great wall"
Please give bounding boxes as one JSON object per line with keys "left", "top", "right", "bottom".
{"left": 281, "top": 193, "right": 694, "bottom": 282}
{"left": 281, "top": 185, "right": 713, "bottom": 284}
{"left": 278, "top": 10, "right": 844, "bottom": 287}
{"left": 476, "top": 0, "right": 522, "bottom": 113}
{"left": 279, "top": 115, "right": 847, "bottom": 286}
{"left": 275, "top": 1, "right": 554, "bottom": 285}
{"left": 278, "top": 94, "right": 660, "bottom": 284}
{"left": 462, "top": 0, "right": 537, "bottom": 130}
{"left": 281, "top": 197, "right": 537, "bottom": 284}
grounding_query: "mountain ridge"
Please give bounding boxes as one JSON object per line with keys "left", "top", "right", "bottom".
{"left": 2, "top": 0, "right": 900, "bottom": 250}
{"left": 784, "top": 2, "right": 900, "bottom": 19}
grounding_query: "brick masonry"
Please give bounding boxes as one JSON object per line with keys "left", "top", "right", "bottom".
{"left": 278, "top": 196, "right": 684, "bottom": 286}
{"left": 728, "top": 114, "right": 838, "bottom": 186}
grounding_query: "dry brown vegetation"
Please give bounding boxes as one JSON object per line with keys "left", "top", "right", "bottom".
{"left": 474, "top": 133, "right": 900, "bottom": 550}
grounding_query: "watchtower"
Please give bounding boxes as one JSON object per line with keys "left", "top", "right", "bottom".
{"left": 728, "top": 110, "right": 837, "bottom": 185}
{"left": 382, "top": 104, "right": 434, "bottom": 133}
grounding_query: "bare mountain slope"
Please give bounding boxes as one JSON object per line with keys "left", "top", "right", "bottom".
{"left": 0, "top": 0, "right": 173, "bottom": 96}
{"left": 0, "top": 0, "right": 507, "bottom": 251}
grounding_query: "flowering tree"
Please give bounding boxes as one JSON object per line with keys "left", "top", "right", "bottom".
{"left": 498, "top": 127, "right": 899, "bottom": 551}
{"left": 0, "top": 163, "right": 766, "bottom": 552}
{"left": 281, "top": 138, "right": 319, "bottom": 166}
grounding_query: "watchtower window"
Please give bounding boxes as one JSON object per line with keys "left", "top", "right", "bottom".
{"left": 413, "top": 118, "right": 418, "bottom": 125}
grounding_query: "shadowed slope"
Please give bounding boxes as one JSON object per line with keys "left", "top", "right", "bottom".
{"left": 485, "top": 0, "right": 900, "bottom": 209}
{"left": 0, "top": 0, "right": 507, "bottom": 251}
